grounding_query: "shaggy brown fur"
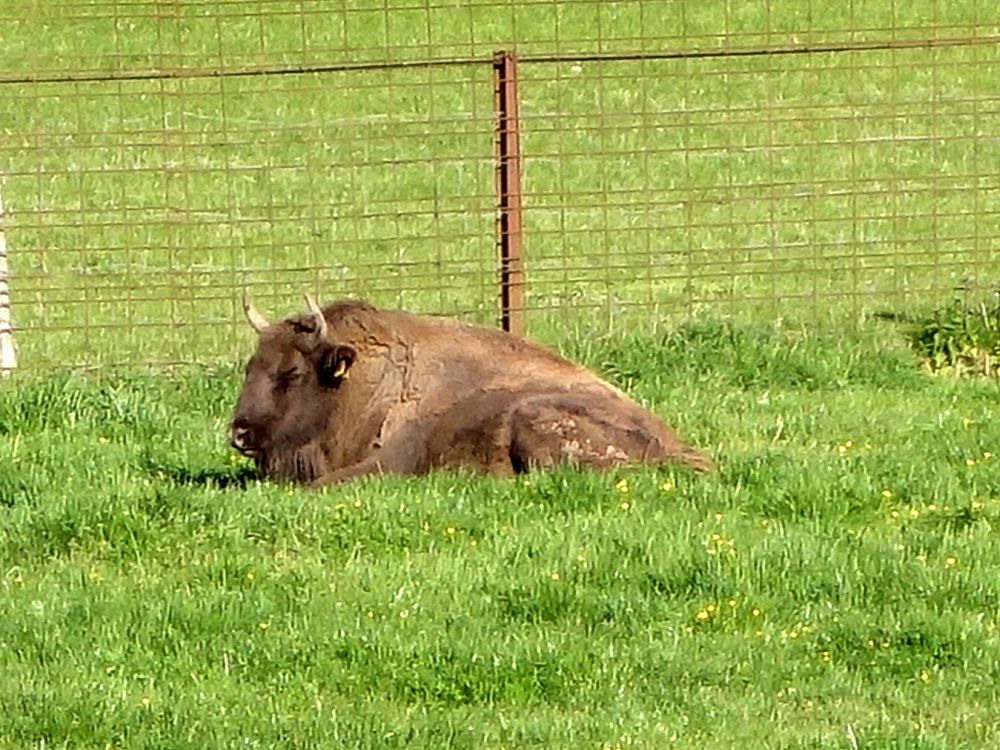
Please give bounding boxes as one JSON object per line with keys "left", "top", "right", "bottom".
{"left": 229, "top": 298, "right": 713, "bottom": 486}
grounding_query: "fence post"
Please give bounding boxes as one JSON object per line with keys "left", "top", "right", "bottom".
{"left": 0, "top": 177, "right": 16, "bottom": 377}
{"left": 493, "top": 50, "right": 525, "bottom": 337}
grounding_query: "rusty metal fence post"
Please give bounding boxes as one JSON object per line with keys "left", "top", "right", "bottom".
{"left": 494, "top": 50, "right": 525, "bottom": 337}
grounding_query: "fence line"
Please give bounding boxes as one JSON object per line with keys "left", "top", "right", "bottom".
{"left": 3, "top": 34, "right": 995, "bottom": 86}
{"left": 2, "top": 1, "right": 998, "bottom": 370}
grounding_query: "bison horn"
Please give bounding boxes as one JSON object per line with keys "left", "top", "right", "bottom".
{"left": 242, "top": 291, "right": 271, "bottom": 333}
{"left": 304, "top": 293, "right": 329, "bottom": 339}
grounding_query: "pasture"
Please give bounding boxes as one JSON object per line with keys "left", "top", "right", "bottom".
{"left": 3, "top": 322, "right": 1000, "bottom": 748}
{"left": 2, "top": 1, "right": 999, "bottom": 748}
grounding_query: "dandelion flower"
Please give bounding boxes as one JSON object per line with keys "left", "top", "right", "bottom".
{"left": 551, "top": 572, "right": 560, "bottom": 581}
{"left": 944, "top": 556, "right": 958, "bottom": 569}
{"left": 882, "top": 489, "right": 894, "bottom": 499}
{"left": 695, "top": 610, "right": 710, "bottom": 622}
{"left": 615, "top": 479, "right": 630, "bottom": 494}
{"left": 660, "top": 480, "right": 674, "bottom": 492}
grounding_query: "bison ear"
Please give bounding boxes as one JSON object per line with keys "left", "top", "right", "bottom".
{"left": 318, "top": 345, "right": 356, "bottom": 388}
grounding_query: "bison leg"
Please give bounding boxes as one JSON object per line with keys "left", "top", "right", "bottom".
{"left": 507, "top": 394, "right": 713, "bottom": 473}
{"left": 310, "top": 421, "right": 430, "bottom": 487}
{"left": 310, "top": 456, "right": 391, "bottom": 487}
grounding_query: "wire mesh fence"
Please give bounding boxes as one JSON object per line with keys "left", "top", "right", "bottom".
{"left": 1, "top": 0, "right": 997, "bottom": 370}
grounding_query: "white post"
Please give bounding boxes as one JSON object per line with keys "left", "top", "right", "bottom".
{"left": 0, "top": 177, "right": 16, "bottom": 377}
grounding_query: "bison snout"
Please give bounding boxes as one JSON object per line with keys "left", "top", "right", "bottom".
{"left": 229, "top": 421, "right": 260, "bottom": 456}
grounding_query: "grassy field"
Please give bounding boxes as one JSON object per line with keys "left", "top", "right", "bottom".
{"left": 3, "top": 320, "right": 1000, "bottom": 748}
{"left": 2, "top": 2, "right": 999, "bottom": 748}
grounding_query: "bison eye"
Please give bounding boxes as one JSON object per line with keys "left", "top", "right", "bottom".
{"left": 273, "top": 368, "right": 305, "bottom": 390}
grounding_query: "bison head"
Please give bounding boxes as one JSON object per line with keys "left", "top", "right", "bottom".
{"left": 229, "top": 293, "right": 355, "bottom": 480}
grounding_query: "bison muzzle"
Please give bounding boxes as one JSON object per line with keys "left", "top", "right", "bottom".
{"left": 229, "top": 294, "right": 714, "bottom": 486}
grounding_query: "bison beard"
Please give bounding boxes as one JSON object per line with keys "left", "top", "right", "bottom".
{"left": 229, "top": 296, "right": 714, "bottom": 486}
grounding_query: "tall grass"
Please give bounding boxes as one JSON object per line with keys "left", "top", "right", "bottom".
{"left": 2, "top": 322, "right": 1000, "bottom": 748}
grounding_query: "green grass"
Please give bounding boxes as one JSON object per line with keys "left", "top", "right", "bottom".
{"left": 3, "top": 322, "right": 1000, "bottom": 748}
{"left": 2, "top": 0, "right": 997, "bottom": 367}
{"left": 2, "top": 3, "right": 1000, "bottom": 747}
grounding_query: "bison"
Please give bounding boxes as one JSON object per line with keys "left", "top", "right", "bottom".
{"left": 229, "top": 294, "right": 713, "bottom": 486}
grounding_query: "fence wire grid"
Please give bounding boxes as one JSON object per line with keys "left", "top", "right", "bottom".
{"left": 1, "top": 0, "right": 998, "bottom": 370}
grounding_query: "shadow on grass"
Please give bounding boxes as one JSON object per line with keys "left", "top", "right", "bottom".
{"left": 144, "top": 461, "right": 262, "bottom": 490}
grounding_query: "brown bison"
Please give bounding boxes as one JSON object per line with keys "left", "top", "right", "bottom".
{"left": 229, "top": 294, "right": 713, "bottom": 486}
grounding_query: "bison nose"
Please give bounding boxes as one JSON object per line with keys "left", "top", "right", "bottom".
{"left": 229, "top": 422, "right": 255, "bottom": 454}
